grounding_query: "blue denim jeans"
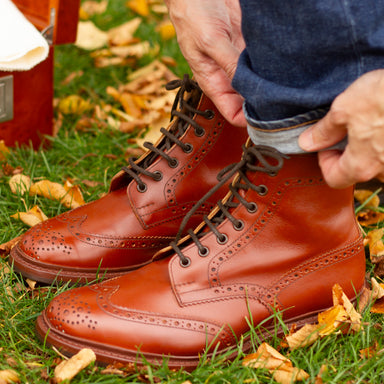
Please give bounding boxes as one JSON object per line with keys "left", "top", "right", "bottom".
{"left": 232, "top": 0, "right": 384, "bottom": 153}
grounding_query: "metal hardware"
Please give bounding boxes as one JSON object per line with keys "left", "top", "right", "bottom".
{"left": 0, "top": 76, "right": 14, "bottom": 123}
{"left": 41, "top": 7, "right": 56, "bottom": 45}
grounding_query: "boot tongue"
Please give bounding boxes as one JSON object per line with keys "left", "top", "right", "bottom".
{"left": 109, "top": 78, "right": 202, "bottom": 191}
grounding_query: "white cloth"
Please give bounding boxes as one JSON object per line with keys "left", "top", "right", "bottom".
{"left": 0, "top": 0, "right": 49, "bottom": 71}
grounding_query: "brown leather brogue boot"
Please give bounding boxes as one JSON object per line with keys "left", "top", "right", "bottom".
{"left": 36, "top": 145, "right": 366, "bottom": 370}
{"left": 9, "top": 76, "right": 248, "bottom": 284}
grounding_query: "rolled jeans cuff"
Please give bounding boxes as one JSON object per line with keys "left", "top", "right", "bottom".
{"left": 245, "top": 103, "right": 347, "bottom": 154}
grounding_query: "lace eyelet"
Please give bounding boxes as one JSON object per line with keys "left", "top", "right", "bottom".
{"left": 137, "top": 183, "right": 147, "bottom": 193}
{"left": 247, "top": 202, "right": 258, "bottom": 213}
{"left": 258, "top": 185, "right": 268, "bottom": 196}
{"left": 204, "top": 109, "right": 215, "bottom": 120}
{"left": 217, "top": 233, "right": 228, "bottom": 245}
{"left": 198, "top": 247, "right": 209, "bottom": 257}
{"left": 233, "top": 220, "right": 245, "bottom": 231}
{"left": 180, "top": 256, "right": 191, "bottom": 268}
{"left": 269, "top": 171, "right": 278, "bottom": 177}
{"left": 168, "top": 158, "right": 179, "bottom": 168}
{"left": 183, "top": 143, "right": 193, "bottom": 153}
{"left": 152, "top": 171, "right": 163, "bottom": 181}
{"left": 194, "top": 127, "right": 205, "bottom": 137}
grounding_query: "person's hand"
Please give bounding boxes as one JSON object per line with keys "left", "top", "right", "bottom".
{"left": 165, "top": 0, "right": 246, "bottom": 127}
{"left": 299, "top": 69, "right": 384, "bottom": 188}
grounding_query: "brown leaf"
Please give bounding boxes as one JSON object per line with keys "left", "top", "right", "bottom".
{"left": 81, "top": 0, "right": 108, "bottom": 16}
{"left": 360, "top": 341, "right": 379, "bottom": 359}
{"left": 54, "top": 348, "right": 96, "bottom": 383}
{"left": 357, "top": 210, "right": 384, "bottom": 226}
{"left": 357, "top": 286, "right": 372, "bottom": 314}
{"left": 0, "top": 235, "right": 22, "bottom": 258}
{"left": 61, "top": 70, "right": 84, "bottom": 86}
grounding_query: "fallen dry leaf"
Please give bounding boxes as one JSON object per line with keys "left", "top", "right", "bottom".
{"left": 54, "top": 348, "right": 96, "bottom": 383}
{"left": 156, "top": 20, "right": 176, "bottom": 40}
{"left": 365, "top": 228, "right": 384, "bottom": 263}
{"left": 75, "top": 21, "right": 108, "bottom": 50}
{"left": 355, "top": 189, "right": 380, "bottom": 209}
{"left": 29, "top": 180, "right": 84, "bottom": 209}
{"left": 285, "top": 323, "right": 320, "bottom": 350}
{"left": 58, "top": 95, "right": 92, "bottom": 115}
{"left": 9, "top": 174, "right": 32, "bottom": 195}
{"left": 0, "top": 140, "right": 10, "bottom": 161}
{"left": 81, "top": 0, "right": 108, "bottom": 16}
{"left": 0, "top": 235, "right": 22, "bottom": 258}
{"left": 0, "top": 369, "right": 20, "bottom": 383}
{"left": 360, "top": 340, "right": 379, "bottom": 359}
{"left": 357, "top": 210, "right": 384, "bottom": 226}
{"left": 11, "top": 205, "right": 48, "bottom": 227}
{"left": 126, "top": 0, "right": 149, "bottom": 16}
{"left": 107, "top": 18, "right": 142, "bottom": 46}
{"left": 243, "top": 343, "right": 309, "bottom": 384}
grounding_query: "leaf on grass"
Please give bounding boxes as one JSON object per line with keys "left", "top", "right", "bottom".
{"left": 0, "top": 140, "right": 10, "bottom": 161}
{"left": 243, "top": 343, "right": 309, "bottom": 384}
{"left": 11, "top": 205, "right": 48, "bottom": 227}
{"left": 58, "top": 95, "right": 93, "bottom": 115}
{"left": 75, "top": 21, "right": 108, "bottom": 50}
{"left": 126, "top": 0, "right": 149, "bottom": 17}
{"left": 156, "top": 20, "right": 176, "bottom": 40}
{"left": 359, "top": 341, "right": 379, "bottom": 359}
{"left": 29, "top": 180, "right": 84, "bottom": 209}
{"left": 0, "top": 235, "right": 22, "bottom": 258}
{"left": 285, "top": 323, "right": 320, "bottom": 350}
{"left": 371, "top": 277, "right": 384, "bottom": 300}
{"left": 357, "top": 286, "right": 372, "bottom": 314}
{"left": 81, "top": 0, "right": 108, "bottom": 17}
{"left": 54, "top": 348, "right": 96, "bottom": 383}
{"left": 357, "top": 210, "right": 384, "bottom": 227}
{"left": 332, "top": 283, "right": 362, "bottom": 332}
{"left": 364, "top": 228, "right": 384, "bottom": 263}
{"left": 9, "top": 174, "right": 32, "bottom": 195}
{"left": 107, "top": 18, "right": 142, "bottom": 46}
{"left": 354, "top": 189, "right": 380, "bottom": 209}
{"left": 0, "top": 369, "right": 20, "bottom": 383}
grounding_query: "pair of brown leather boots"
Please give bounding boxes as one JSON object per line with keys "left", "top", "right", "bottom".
{"left": 10, "top": 77, "right": 365, "bottom": 370}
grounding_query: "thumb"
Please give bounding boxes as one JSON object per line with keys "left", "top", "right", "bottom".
{"left": 298, "top": 112, "right": 347, "bottom": 152}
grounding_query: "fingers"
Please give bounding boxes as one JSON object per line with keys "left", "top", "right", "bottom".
{"left": 298, "top": 108, "right": 348, "bottom": 152}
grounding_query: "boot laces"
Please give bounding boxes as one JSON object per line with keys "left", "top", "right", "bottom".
{"left": 121, "top": 74, "right": 215, "bottom": 192}
{"left": 170, "top": 145, "right": 287, "bottom": 267}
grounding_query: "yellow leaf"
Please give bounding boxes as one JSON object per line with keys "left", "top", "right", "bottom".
{"left": 0, "top": 140, "right": 10, "bottom": 161}
{"left": 365, "top": 228, "right": 384, "bottom": 262}
{"left": 58, "top": 95, "right": 92, "bottom": 115}
{"left": 9, "top": 174, "right": 32, "bottom": 195}
{"left": 54, "top": 348, "right": 96, "bottom": 383}
{"left": 11, "top": 205, "right": 48, "bottom": 227}
{"left": 81, "top": 0, "right": 108, "bottom": 16}
{"left": 107, "top": 18, "right": 142, "bottom": 46}
{"left": 126, "top": 0, "right": 149, "bottom": 16}
{"left": 243, "top": 343, "right": 309, "bottom": 384}
{"left": 371, "top": 277, "right": 384, "bottom": 300}
{"left": 357, "top": 210, "right": 384, "bottom": 226}
{"left": 354, "top": 189, "right": 380, "bottom": 208}
{"left": 75, "top": 21, "right": 108, "bottom": 50}
{"left": 285, "top": 323, "right": 320, "bottom": 350}
{"left": 156, "top": 20, "right": 176, "bottom": 40}
{"left": 318, "top": 305, "right": 349, "bottom": 335}
{"left": 0, "top": 369, "right": 20, "bottom": 383}
{"left": 29, "top": 180, "right": 84, "bottom": 209}
{"left": 64, "top": 179, "right": 85, "bottom": 207}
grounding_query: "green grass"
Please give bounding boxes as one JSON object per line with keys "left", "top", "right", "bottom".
{"left": 1, "top": 1, "right": 384, "bottom": 383}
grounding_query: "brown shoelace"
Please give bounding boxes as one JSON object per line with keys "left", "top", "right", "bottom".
{"left": 121, "top": 74, "right": 215, "bottom": 192}
{"left": 171, "top": 145, "right": 287, "bottom": 267}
